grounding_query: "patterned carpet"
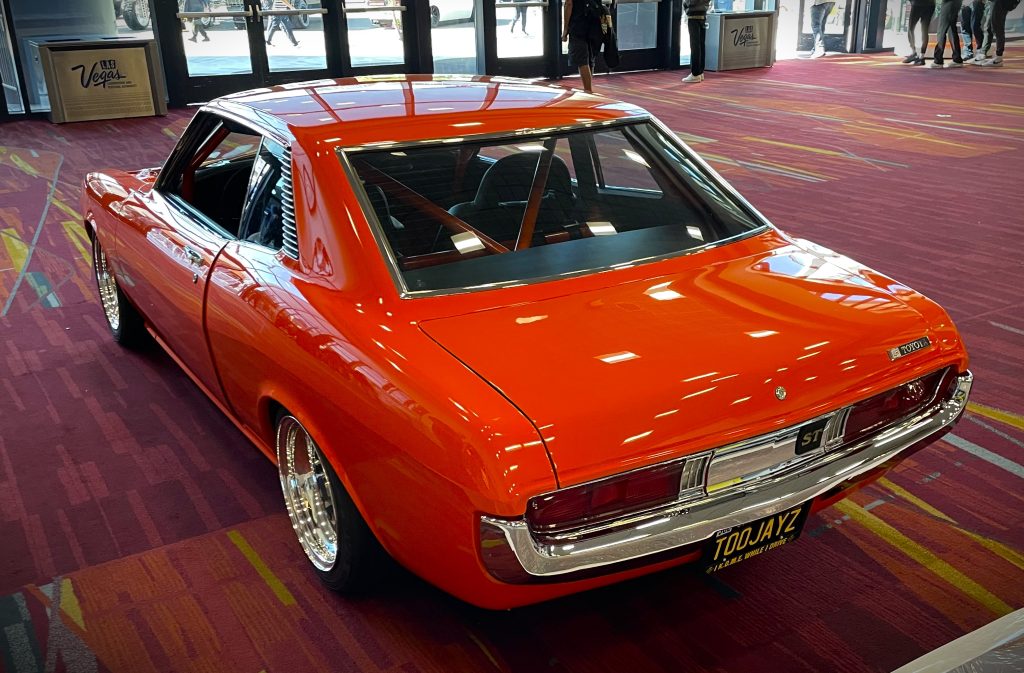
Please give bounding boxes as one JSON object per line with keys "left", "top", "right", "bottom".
{"left": 1, "top": 48, "right": 1023, "bottom": 673}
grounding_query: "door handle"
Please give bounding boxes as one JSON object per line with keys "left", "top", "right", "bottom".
{"left": 184, "top": 247, "right": 203, "bottom": 266}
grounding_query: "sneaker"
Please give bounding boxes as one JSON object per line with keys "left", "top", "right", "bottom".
{"left": 926, "top": 60, "right": 944, "bottom": 68}
{"left": 913, "top": 57, "right": 926, "bottom": 66}
{"left": 946, "top": 61, "right": 964, "bottom": 68}
{"left": 812, "top": 48, "right": 826, "bottom": 58}
{"left": 681, "top": 73, "right": 703, "bottom": 83}
{"left": 901, "top": 54, "right": 918, "bottom": 64}
{"left": 971, "top": 52, "right": 987, "bottom": 63}
{"left": 963, "top": 49, "right": 974, "bottom": 60}
{"left": 981, "top": 55, "right": 1003, "bottom": 67}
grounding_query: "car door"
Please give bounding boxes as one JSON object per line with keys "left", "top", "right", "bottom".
{"left": 117, "top": 113, "right": 263, "bottom": 399}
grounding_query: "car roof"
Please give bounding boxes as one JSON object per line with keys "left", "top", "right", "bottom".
{"left": 206, "top": 75, "right": 649, "bottom": 149}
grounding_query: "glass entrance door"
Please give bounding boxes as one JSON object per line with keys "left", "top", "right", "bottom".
{"left": 613, "top": 0, "right": 670, "bottom": 70}
{"left": 156, "top": 0, "right": 340, "bottom": 104}
{"left": 796, "top": 0, "right": 852, "bottom": 53}
{"left": 493, "top": 0, "right": 556, "bottom": 77}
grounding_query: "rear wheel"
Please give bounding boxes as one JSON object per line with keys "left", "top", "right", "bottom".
{"left": 293, "top": 0, "right": 311, "bottom": 28}
{"left": 92, "top": 236, "right": 145, "bottom": 346}
{"left": 276, "top": 413, "right": 380, "bottom": 592}
{"left": 430, "top": 5, "right": 440, "bottom": 26}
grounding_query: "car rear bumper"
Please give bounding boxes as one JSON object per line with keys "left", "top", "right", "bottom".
{"left": 480, "top": 370, "right": 973, "bottom": 582}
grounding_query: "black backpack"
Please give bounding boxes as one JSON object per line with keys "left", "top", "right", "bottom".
{"left": 581, "top": 0, "right": 607, "bottom": 18}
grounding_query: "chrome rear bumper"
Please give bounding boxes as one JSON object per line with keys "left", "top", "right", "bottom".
{"left": 481, "top": 371, "right": 972, "bottom": 580}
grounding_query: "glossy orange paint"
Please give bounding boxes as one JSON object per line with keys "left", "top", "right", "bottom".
{"left": 81, "top": 76, "right": 969, "bottom": 609}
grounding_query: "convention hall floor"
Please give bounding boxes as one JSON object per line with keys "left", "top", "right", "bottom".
{"left": 1, "top": 48, "right": 1022, "bottom": 673}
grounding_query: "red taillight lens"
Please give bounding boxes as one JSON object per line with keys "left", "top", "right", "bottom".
{"left": 843, "top": 368, "right": 950, "bottom": 444}
{"left": 527, "top": 461, "right": 695, "bottom": 534}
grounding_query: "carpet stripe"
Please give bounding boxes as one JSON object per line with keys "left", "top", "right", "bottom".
{"left": 833, "top": 501, "right": 1013, "bottom": 617}
{"left": 226, "top": 530, "right": 296, "bottom": 607}
{"left": 946, "top": 434, "right": 1024, "bottom": 479}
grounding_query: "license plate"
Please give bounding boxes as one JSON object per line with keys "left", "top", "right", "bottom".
{"left": 702, "top": 502, "right": 811, "bottom": 574}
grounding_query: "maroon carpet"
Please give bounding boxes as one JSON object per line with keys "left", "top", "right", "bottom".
{"left": 1, "top": 48, "right": 1022, "bottom": 673}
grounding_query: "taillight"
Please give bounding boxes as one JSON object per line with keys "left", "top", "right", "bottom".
{"left": 843, "top": 368, "right": 950, "bottom": 444}
{"left": 526, "top": 457, "right": 708, "bottom": 535}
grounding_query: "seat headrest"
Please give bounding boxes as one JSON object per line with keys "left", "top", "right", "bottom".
{"left": 474, "top": 153, "right": 573, "bottom": 208}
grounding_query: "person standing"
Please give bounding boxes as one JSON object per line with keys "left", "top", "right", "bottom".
{"left": 266, "top": 0, "right": 300, "bottom": 47}
{"left": 809, "top": 0, "right": 835, "bottom": 58}
{"left": 510, "top": 0, "right": 529, "bottom": 36}
{"left": 902, "top": 0, "right": 933, "bottom": 65}
{"left": 184, "top": 0, "right": 210, "bottom": 43}
{"left": 928, "top": 0, "right": 964, "bottom": 67}
{"left": 959, "top": 0, "right": 980, "bottom": 58}
{"left": 682, "top": 0, "right": 709, "bottom": 82}
{"left": 980, "top": 0, "right": 1016, "bottom": 66}
{"left": 562, "top": 0, "right": 606, "bottom": 93}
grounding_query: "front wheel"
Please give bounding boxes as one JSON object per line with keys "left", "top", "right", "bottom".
{"left": 92, "top": 236, "right": 145, "bottom": 346}
{"left": 123, "top": 0, "right": 151, "bottom": 30}
{"left": 276, "top": 413, "right": 381, "bottom": 592}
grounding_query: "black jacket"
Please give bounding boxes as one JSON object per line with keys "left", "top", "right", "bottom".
{"left": 684, "top": 0, "right": 710, "bottom": 17}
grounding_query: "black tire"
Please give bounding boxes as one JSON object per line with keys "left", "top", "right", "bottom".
{"left": 293, "top": 0, "right": 310, "bottom": 29}
{"left": 123, "top": 1, "right": 151, "bottom": 30}
{"left": 430, "top": 5, "right": 440, "bottom": 27}
{"left": 92, "top": 236, "right": 146, "bottom": 347}
{"left": 275, "top": 412, "right": 382, "bottom": 593}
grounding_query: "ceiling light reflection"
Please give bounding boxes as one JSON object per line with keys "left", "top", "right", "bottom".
{"left": 598, "top": 351, "right": 639, "bottom": 364}
{"left": 747, "top": 330, "right": 778, "bottom": 338}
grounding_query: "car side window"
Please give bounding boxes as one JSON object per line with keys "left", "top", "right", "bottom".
{"left": 160, "top": 114, "right": 262, "bottom": 238}
{"left": 591, "top": 130, "right": 663, "bottom": 195}
{"left": 239, "top": 139, "right": 289, "bottom": 251}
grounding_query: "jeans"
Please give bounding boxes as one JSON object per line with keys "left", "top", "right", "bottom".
{"left": 990, "top": 0, "right": 1009, "bottom": 55}
{"left": 907, "top": 2, "right": 932, "bottom": 56}
{"left": 933, "top": 0, "right": 963, "bottom": 62}
{"left": 266, "top": 16, "right": 298, "bottom": 46}
{"left": 688, "top": 18, "right": 707, "bottom": 75}
{"left": 810, "top": 2, "right": 835, "bottom": 52}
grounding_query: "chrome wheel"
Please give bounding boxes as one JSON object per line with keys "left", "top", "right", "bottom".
{"left": 93, "top": 243, "right": 120, "bottom": 332}
{"left": 277, "top": 416, "right": 339, "bottom": 571}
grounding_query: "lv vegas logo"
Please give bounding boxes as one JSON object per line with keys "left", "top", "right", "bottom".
{"left": 71, "top": 59, "right": 128, "bottom": 89}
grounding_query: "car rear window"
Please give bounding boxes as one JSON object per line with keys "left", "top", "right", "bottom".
{"left": 342, "top": 121, "right": 764, "bottom": 295}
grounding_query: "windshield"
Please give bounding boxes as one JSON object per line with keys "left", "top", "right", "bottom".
{"left": 343, "top": 121, "right": 764, "bottom": 294}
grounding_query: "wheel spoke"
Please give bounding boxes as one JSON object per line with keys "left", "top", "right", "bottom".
{"left": 277, "top": 416, "right": 339, "bottom": 571}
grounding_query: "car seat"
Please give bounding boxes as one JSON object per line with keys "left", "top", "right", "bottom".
{"left": 448, "top": 152, "right": 576, "bottom": 246}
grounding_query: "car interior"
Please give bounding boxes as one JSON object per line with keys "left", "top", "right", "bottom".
{"left": 349, "top": 123, "right": 761, "bottom": 291}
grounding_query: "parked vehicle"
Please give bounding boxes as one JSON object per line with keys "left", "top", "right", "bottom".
{"left": 81, "top": 76, "right": 972, "bottom": 609}
{"left": 430, "top": 0, "right": 473, "bottom": 26}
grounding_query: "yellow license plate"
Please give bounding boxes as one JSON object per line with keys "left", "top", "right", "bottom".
{"left": 702, "top": 502, "right": 810, "bottom": 574}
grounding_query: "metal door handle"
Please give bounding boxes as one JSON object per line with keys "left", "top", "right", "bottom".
{"left": 184, "top": 247, "right": 203, "bottom": 266}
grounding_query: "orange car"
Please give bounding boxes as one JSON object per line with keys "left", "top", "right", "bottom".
{"left": 81, "top": 75, "right": 972, "bottom": 609}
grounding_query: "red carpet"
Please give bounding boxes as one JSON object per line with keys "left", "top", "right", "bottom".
{"left": 1, "top": 48, "right": 1023, "bottom": 673}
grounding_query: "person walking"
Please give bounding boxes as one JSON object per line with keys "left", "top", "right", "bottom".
{"left": 979, "top": 0, "right": 1017, "bottom": 66}
{"left": 510, "top": 0, "right": 529, "bottom": 36}
{"left": 562, "top": 0, "right": 606, "bottom": 93}
{"left": 809, "top": 0, "right": 835, "bottom": 58}
{"left": 682, "top": 0, "right": 709, "bottom": 82}
{"left": 928, "top": 0, "right": 964, "bottom": 67}
{"left": 901, "top": 0, "right": 933, "bottom": 65}
{"left": 184, "top": 0, "right": 210, "bottom": 43}
{"left": 266, "top": 0, "right": 300, "bottom": 47}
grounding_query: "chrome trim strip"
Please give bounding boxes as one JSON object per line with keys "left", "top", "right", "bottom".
{"left": 337, "top": 114, "right": 650, "bottom": 155}
{"left": 481, "top": 371, "right": 972, "bottom": 578}
{"left": 335, "top": 117, "right": 772, "bottom": 300}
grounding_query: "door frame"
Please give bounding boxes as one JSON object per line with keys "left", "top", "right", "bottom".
{"left": 156, "top": 0, "right": 346, "bottom": 106}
